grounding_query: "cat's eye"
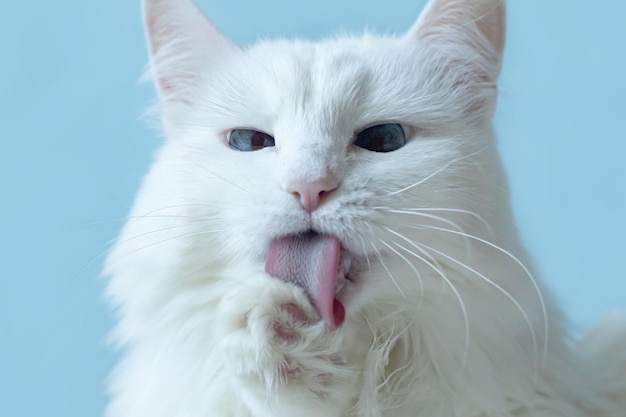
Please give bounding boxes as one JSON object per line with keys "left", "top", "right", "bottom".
{"left": 228, "top": 129, "right": 275, "bottom": 151}
{"left": 354, "top": 123, "right": 406, "bottom": 153}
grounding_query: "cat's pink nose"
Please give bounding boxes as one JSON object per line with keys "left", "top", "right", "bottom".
{"left": 286, "top": 174, "right": 338, "bottom": 212}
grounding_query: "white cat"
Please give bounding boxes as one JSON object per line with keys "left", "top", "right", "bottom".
{"left": 104, "top": 0, "right": 626, "bottom": 416}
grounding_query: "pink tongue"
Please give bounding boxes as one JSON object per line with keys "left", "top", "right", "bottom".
{"left": 265, "top": 233, "right": 345, "bottom": 329}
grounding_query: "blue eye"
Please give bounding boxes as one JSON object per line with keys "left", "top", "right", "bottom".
{"left": 228, "top": 129, "right": 275, "bottom": 151}
{"left": 354, "top": 123, "right": 406, "bottom": 152}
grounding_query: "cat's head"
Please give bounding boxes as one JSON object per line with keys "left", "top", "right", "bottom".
{"left": 137, "top": 0, "right": 508, "bottom": 325}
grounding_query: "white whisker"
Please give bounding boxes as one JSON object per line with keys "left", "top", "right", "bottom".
{"left": 387, "top": 236, "right": 470, "bottom": 367}
{"left": 387, "top": 147, "right": 487, "bottom": 197}
{"left": 379, "top": 239, "right": 425, "bottom": 308}
{"left": 381, "top": 209, "right": 466, "bottom": 233}
{"left": 412, "top": 223, "right": 548, "bottom": 372}
{"left": 75, "top": 224, "right": 218, "bottom": 283}
{"left": 357, "top": 233, "right": 372, "bottom": 270}
{"left": 416, "top": 240, "right": 540, "bottom": 373}
{"left": 374, "top": 249, "right": 406, "bottom": 300}
{"left": 116, "top": 222, "right": 227, "bottom": 249}
{"left": 366, "top": 223, "right": 406, "bottom": 299}
{"left": 399, "top": 207, "right": 494, "bottom": 238}
{"left": 378, "top": 208, "right": 472, "bottom": 255}
{"left": 184, "top": 146, "right": 250, "bottom": 193}
{"left": 104, "top": 229, "right": 222, "bottom": 275}
{"left": 82, "top": 204, "right": 213, "bottom": 228}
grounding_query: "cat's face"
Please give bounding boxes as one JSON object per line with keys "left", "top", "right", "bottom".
{"left": 175, "top": 38, "right": 476, "bottom": 251}
{"left": 140, "top": 0, "right": 506, "bottom": 322}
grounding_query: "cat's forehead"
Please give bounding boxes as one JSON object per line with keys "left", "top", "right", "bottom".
{"left": 207, "top": 35, "right": 417, "bottom": 134}
{"left": 247, "top": 36, "right": 412, "bottom": 93}
{"left": 248, "top": 37, "right": 384, "bottom": 78}
{"left": 248, "top": 40, "right": 372, "bottom": 117}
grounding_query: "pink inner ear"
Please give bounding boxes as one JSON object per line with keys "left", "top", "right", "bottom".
{"left": 144, "top": 5, "right": 178, "bottom": 94}
{"left": 144, "top": 0, "right": 181, "bottom": 58}
{"left": 142, "top": 0, "right": 236, "bottom": 101}
{"left": 410, "top": 0, "right": 505, "bottom": 71}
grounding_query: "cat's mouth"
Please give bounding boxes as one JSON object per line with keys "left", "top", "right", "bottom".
{"left": 265, "top": 231, "right": 354, "bottom": 330}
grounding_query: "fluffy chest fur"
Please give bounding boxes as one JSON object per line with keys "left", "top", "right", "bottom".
{"left": 104, "top": 1, "right": 626, "bottom": 416}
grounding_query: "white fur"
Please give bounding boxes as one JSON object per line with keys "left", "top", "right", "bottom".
{"left": 104, "top": 0, "right": 626, "bottom": 416}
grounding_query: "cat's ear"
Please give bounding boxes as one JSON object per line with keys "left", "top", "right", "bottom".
{"left": 143, "top": 0, "right": 237, "bottom": 103}
{"left": 408, "top": 0, "right": 505, "bottom": 82}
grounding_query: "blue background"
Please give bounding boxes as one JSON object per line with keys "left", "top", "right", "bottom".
{"left": 1, "top": 0, "right": 624, "bottom": 415}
